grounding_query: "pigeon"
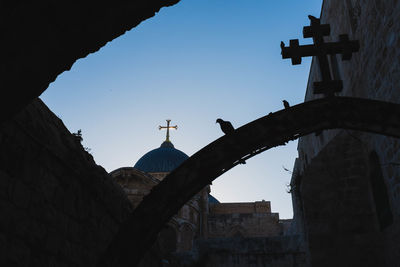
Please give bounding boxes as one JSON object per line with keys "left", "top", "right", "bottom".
{"left": 216, "top": 118, "right": 246, "bottom": 164}
{"left": 282, "top": 100, "right": 290, "bottom": 109}
{"left": 308, "top": 15, "right": 319, "bottom": 24}
{"left": 216, "top": 118, "right": 235, "bottom": 135}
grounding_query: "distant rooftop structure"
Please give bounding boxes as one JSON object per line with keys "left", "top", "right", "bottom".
{"left": 134, "top": 119, "right": 188, "bottom": 173}
{"left": 133, "top": 140, "right": 189, "bottom": 173}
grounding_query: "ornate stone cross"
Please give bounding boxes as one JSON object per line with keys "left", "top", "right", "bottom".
{"left": 281, "top": 15, "right": 359, "bottom": 96}
{"left": 159, "top": 119, "right": 178, "bottom": 142}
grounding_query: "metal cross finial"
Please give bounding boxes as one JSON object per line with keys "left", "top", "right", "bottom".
{"left": 159, "top": 119, "right": 178, "bottom": 142}
{"left": 281, "top": 15, "right": 359, "bottom": 97}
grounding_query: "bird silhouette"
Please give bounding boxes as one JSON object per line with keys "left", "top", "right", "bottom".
{"left": 216, "top": 118, "right": 246, "bottom": 164}
{"left": 308, "top": 15, "right": 319, "bottom": 24}
{"left": 282, "top": 100, "right": 290, "bottom": 109}
{"left": 280, "top": 41, "right": 285, "bottom": 49}
{"left": 216, "top": 118, "right": 235, "bottom": 135}
{"left": 238, "top": 159, "right": 246, "bottom": 164}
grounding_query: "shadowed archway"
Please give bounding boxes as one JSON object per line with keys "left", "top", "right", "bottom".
{"left": 1, "top": 0, "right": 180, "bottom": 122}
{"left": 99, "top": 96, "right": 400, "bottom": 266}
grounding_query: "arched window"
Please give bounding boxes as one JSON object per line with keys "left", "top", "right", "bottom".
{"left": 369, "top": 151, "right": 393, "bottom": 230}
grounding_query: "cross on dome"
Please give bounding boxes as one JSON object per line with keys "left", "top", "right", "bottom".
{"left": 159, "top": 119, "right": 178, "bottom": 142}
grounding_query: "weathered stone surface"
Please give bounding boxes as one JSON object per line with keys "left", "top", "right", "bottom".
{"left": 207, "top": 202, "right": 284, "bottom": 239}
{"left": 207, "top": 212, "right": 283, "bottom": 238}
{"left": 1, "top": 0, "right": 180, "bottom": 123}
{"left": 294, "top": 1, "right": 400, "bottom": 265}
{"left": 0, "top": 99, "right": 132, "bottom": 266}
{"left": 172, "top": 235, "right": 306, "bottom": 267}
{"left": 209, "top": 201, "right": 271, "bottom": 214}
{"left": 300, "top": 132, "right": 384, "bottom": 266}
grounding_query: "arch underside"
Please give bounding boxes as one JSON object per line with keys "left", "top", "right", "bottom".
{"left": 99, "top": 96, "right": 400, "bottom": 266}
{"left": 1, "top": 1, "right": 180, "bottom": 122}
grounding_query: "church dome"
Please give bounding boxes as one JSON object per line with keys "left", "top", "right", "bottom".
{"left": 208, "top": 194, "right": 220, "bottom": 204}
{"left": 134, "top": 141, "right": 189, "bottom": 173}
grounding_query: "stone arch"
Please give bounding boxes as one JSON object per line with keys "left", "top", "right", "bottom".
{"left": 99, "top": 96, "right": 400, "bottom": 267}
{"left": 1, "top": 1, "right": 180, "bottom": 122}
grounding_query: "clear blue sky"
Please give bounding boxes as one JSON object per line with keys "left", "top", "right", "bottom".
{"left": 41, "top": 0, "right": 323, "bottom": 218}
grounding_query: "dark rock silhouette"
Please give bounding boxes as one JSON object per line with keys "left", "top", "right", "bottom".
{"left": 216, "top": 118, "right": 235, "bottom": 135}
{"left": 283, "top": 100, "right": 290, "bottom": 109}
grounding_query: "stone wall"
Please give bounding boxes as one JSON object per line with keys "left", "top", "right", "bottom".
{"left": 0, "top": 99, "right": 132, "bottom": 266}
{"left": 111, "top": 167, "right": 158, "bottom": 208}
{"left": 298, "top": 0, "right": 400, "bottom": 168}
{"left": 300, "top": 132, "right": 384, "bottom": 266}
{"left": 111, "top": 166, "right": 210, "bottom": 265}
{"left": 294, "top": 0, "right": 400, "bottom": 265}
{"left": 209, "top": 201, "right": 271, "bottom": 214}
{"left": 173, "top": 235, "right": 306, "bottom": 267}
{"left": 207, "top": 212, "right": 282, "bottom": 238}
{"left": 207, "top": 201, "right": 287, "bottom": 238}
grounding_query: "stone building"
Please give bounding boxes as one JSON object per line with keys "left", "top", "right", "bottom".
{"left": 289, "top": 1, "right": 400, "bottom": 266}
{"left": 111, "top": 135, "right": 206, "bottom": 256}
{"left": 110, "top": 122, "right": 293, "bottom": 265}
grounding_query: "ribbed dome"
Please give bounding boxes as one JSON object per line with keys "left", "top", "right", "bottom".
{"left": 134, "top": 141, "right": 189, "bottom": 173}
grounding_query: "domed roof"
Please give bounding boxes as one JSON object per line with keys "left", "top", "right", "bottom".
{"left": 134, "top": 141, "right": 189, "bottom": 173}
{"left": 208, "top": 194, "right": 220, "bottom": 204}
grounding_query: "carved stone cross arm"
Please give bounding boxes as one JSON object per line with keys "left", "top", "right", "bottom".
{"left": 281, "top": 15, "right": 359, "bottom": 96}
